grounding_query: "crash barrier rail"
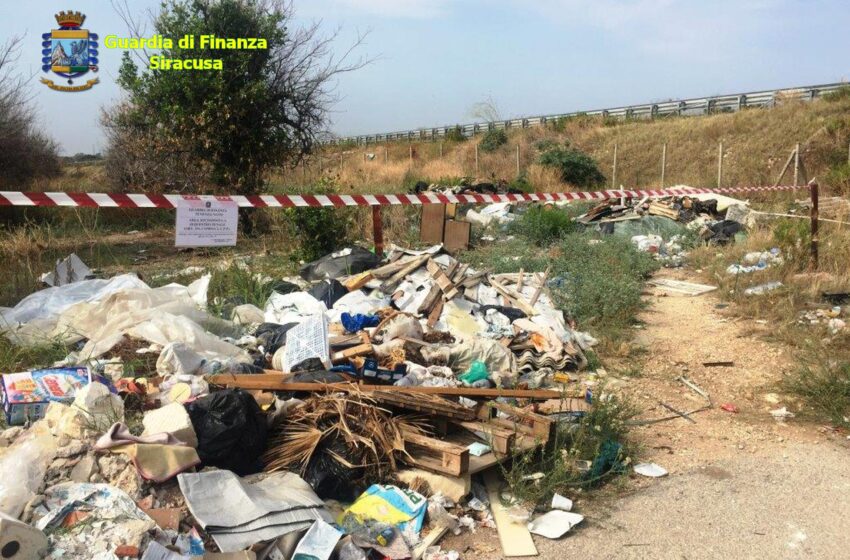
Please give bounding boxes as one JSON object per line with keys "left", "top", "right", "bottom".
{"left": 0, "top": 182, "right": 822, "bottom": 268}
{"left": 322, "top": 82, "right": 848, "bottom": 145}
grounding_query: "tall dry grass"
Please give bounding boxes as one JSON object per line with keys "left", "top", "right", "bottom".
{"left": 302, "top": 95, "right": 850, "bottom": 195}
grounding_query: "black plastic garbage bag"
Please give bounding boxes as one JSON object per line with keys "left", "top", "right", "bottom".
{"left": 704, "top": 220, "right": 745, "bottom": 244}
{"left": 268, "top": 280, "right": 300, "bottom": 295}
{"left": 479, "top": 304, "right": 527, "bottom": 322}
{"left": 256, "top": 322, "right": 298, "bottom": 354}
{"left": 186, "top": 389, "right": 267, "bottom": 475}
{"left": 308, "top": 279, "right": 348, "bottom": 308}
{"left": 299, "top": 247, "right": 381, "bottom": 281}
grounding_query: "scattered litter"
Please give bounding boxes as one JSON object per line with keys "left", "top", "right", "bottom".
{"left": 551, "top": 493, "right": 573, "bottom": 511}
{"left": 648, "top": 279, "right": 717, "bottom": 296}
{"left": 720, "top": 403, "right": 739, "bottom": 413}
{"left": 770, "top": 407, "right": 795, "bottom": 421}
{"left": 527, "top": 510, "right": 584, "bottom": 539}
{"left": 744, "top": 281, "right": 783, "bottom": 296}
{"left": 40, "top": 253, "right": 93, "bottom": 287}
{"left": 633, "top": 463, "right": 668, "bottom": 478}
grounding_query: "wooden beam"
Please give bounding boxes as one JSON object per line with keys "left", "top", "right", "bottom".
{"left": 454, "top": 421, "right": 516, "bottom": 454}
{"left": 489, "top": 276, "right": 535, "bottom": 316}
{"left": 342, "top": 271, "right": 374, "bottom": 291}
{"left": 529, "top": 266, "right": 551, "bottom": 307}
{"left": 401, "top": 427, "right": 470, "bottom": 476}
{"left": 484, "top": 470, "right": 538, "bottom": 556}
{"left": 426, "top": 259, "right": 460, "bottom": 300}
{"left": 207, "top": 374, "right": 571, "bottom": 400}
{"left": 380, "top": 254, "right": 429, "bottom": 293}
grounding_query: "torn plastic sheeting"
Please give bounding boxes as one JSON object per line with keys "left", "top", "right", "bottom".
{"left": 178, "top": 470, "right": 332, "bottom": 552}
{"left": 422, "top": 336, "right": 517, "bottom": 375}
{"left": 124, "top": 314, "right": 249, "bottom": 364}
{"left": 264, "top": 291, "right": 328, "bottom": 325}
{"left": 0, "top": 273, "right": 148, "bottom": 336}
{"left": 308, "top": 279, "right": 349, "bottom": 308}
{"left": 291, "top": 520, "right": 342, "bottom": 560}
{"left": 157, "top": 342, "right": 206, "bottom": 376}
{"left": 281, "top": 314, "right": 331, "bottom": 373}
{"left": 40, "top": 253, "right": 93, "bottom": 287}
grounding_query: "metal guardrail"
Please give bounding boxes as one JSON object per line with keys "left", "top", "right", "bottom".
{"left": 323, "top": 81, "right": 847, "bottom": 145}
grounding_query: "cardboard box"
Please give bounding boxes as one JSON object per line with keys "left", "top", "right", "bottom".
{"left": 1, "top": 367, "right": 91, "bottom": 425}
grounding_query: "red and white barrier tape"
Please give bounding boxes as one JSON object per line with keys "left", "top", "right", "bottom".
{"left": 0, "top": 185, "right": 808, "bottom": 209}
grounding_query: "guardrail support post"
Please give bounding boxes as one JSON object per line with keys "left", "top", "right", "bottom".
{"left": 794, "top": 142, "right": 800, "bottom": 186}
{"left": 612, "top": 143, "right": 618, "bottom": 188}
{"left": 717, "top": 141, "right": 723, "bottom": 187}
{"left": 516, "top": 144, "right": 520, "bottom": 176}
{"left": 372, "top": 205, "right": 384, "bottom": 256}
{"left": 661, "top": 143, "right": 667, "bottom": 187}
{"left": 810, "top": 181, "right": 819, "bottom": 270}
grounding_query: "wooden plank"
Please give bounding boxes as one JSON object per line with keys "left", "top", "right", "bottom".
{"left": 450, "top": 263, "right": 469, "bottom": 284}
{"left": 342, "top": 271, "right": 374, "bottom": 291}
{"left": 370, "top": 255, "right": 419, "bottom": 279}
{"left": 412, "top": 525, "right": 449, "bottom": 560}
{"left": 402, "top": 428, "right": 469, "bottom": 476}
{"left": 380, "top": 254, "right": 429, "bottom": 294}
{"left": 477, "top": 401, "right": 555, "bottom": 442}
{"left": 207, "top": 374, "right": 569, "bottom": 400}
{"left": 426, "top": 298, "right": 444, "bottom": 329}
{"left": 529, "top": 266, "right": 551, "bottom": 307}
{"left": 455, "top": 421, "right": 515, "bottom": 454}
{"left": 483, "top": 469, "right": 538, "bottom": 557}
{"left": 443, "top": 220, "right": 471, "bottom": 252}
{"left": 489, "top": 276, "right": 536, "bottom": 316}
{"left": 417, "top": 283, "right": 443, "bottom": 315}
{"left": 426, "top": 259, "right": 460, "bottom": 300}
{"left": 330, "top": 342, "right": 372, "bottom": 363}
{"left": 420, "top": 204, "right": 446, "bottom": 244}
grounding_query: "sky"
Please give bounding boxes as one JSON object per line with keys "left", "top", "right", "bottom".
{"left": 2, "top": 0, "right": 849, "bottom": 154}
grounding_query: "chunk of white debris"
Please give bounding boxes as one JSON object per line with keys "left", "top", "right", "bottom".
{"left": 634, "top": 462, "right": 668, "bottom": 478}
{"left": 527, "top": 510, "right": 584, "bottom": 539}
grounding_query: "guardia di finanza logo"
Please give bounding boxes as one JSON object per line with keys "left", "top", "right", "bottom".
{"left": 41, "top": 11, "right": 99, "bottom": 91}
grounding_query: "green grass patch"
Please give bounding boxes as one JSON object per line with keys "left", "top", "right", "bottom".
{"left": 501, "top": 393, "right": 638, "bottom": 506}
{"left": 479, "top": 129, "right": 508, "bottom": 153}
{"left": 0, "top": 336, "right": 71, "bottom": 374}
{"left": 783, "top": 359, "right": 850, "bottom": 428}
{"left": 508, "top": 206, "right": 579, "bottom": 246}
{"left": 206, "top": 264, "right": 278, "bottom": 319}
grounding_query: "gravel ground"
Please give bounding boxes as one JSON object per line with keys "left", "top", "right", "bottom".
{"left": 441, "top": 269, "right": 850, "bottom": 559}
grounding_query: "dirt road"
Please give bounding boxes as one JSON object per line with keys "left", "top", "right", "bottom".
{"left": 443, "top": 269, "right": 850, "bottom": 559}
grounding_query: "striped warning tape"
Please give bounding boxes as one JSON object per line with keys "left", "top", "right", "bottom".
{"left": 0, "top": 184, "right": 809, "bottom": 209}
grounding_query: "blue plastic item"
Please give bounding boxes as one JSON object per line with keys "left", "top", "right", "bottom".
{"left": 341, "top": 312, "right": 380, "bottom": 333}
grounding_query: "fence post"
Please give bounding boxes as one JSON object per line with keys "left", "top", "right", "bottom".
{"left": 372, "top": 205, "right": 384, "bottom": 256}
{"left": 475, "top": 143, "right": 479, "bottom": 173}
{"left": 716, "top": 141, "right": 723, "bottom": 187}
{"left": 439, "top": 142, "right": 443, "bottom": 159}
{"left": 794, "top": 142, "right": 800, "bottom": 186}
{"left": 384, "top": 146, "right": 388, "bottom": 164}
{"left": 612, "top": 143, "right": 618, "bottom": 188}
{"left": 409, "top": 145, "right": 413, "bottom": 165}
{"left": 847, "top": 140, "right": 850, "bottom": 165}
{"left": 810, "top": 181, "right": 819, "bottom": 270}
{"left": 661, "top": 142, "right": 667, "bottom": 187}
{"left": 516, "top": 144, "right": 520, "bottom": 176}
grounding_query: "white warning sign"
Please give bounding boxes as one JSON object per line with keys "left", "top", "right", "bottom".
{"left": 175, "top": 199, "right": 238, "bottom": 247}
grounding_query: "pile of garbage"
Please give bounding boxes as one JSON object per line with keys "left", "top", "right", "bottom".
{"left": 0, "top": 242, "right": 598, "bottom": 559}
{"left": 577, "top": 191, "right": 753, "bottom": 266}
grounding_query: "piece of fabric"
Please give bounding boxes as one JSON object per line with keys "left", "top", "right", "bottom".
{"left": 104, "top": 443, "right": 200, "bottom": 483}
{"left": 95, "top": 422, "right": 187, "bottom": 449}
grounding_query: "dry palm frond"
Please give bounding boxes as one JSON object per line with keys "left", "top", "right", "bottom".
{"left": 263, "top": 387, "right": 429, "bottom": 486}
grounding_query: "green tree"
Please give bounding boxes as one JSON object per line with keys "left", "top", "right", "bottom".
{"left": 105, "top": 0, "right": 364, "bottom": 195}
